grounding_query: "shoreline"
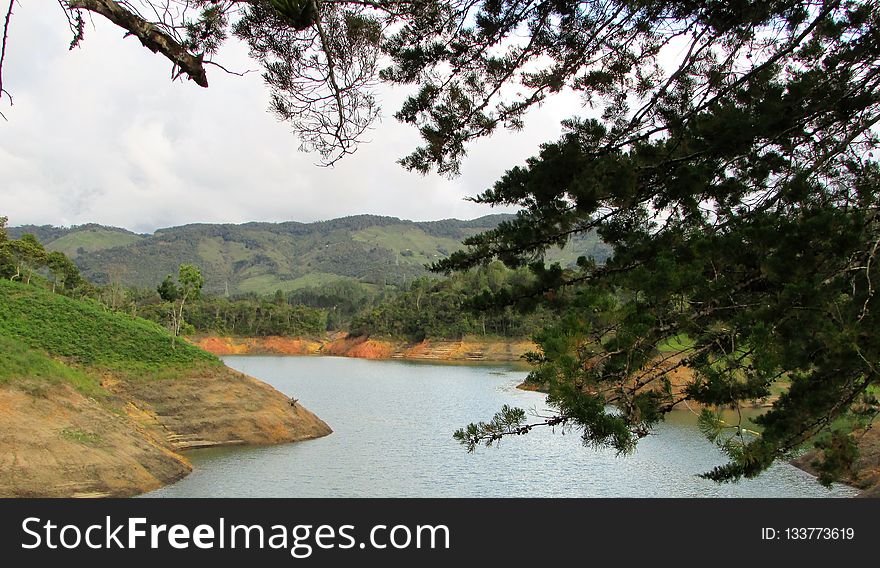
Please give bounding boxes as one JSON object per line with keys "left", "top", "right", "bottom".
{"left": 187, "top": 333, "right": 880, "bottom": 497}
{"left": 188, "top": 333, "right": 537, "bottom": 364}
{"left": 0, "top": 364, "right": 332, "bottom": 498}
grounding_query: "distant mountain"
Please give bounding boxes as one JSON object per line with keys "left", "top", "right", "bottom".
{"left": 7, "top": 223, "right": 146, "bottom": 257}
{"left": 9, "top": 215, "right": 609, "bottom": 296}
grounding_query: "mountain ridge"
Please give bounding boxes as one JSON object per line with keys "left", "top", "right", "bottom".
{"left": 9, "top": 214, "right": 609, "bottom": 296}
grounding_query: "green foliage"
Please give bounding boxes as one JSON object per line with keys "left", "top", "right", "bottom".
{"left": 157, "top": 275, "right": 179, "bottom": 302}
{"left": 0, "top": 279, "right": 217, "bottom": 372}
{"left": 158, "top": 264, "right": 204, "bottom": 303}
{"left": 287, "top": 279, "right": 385, "bottom": 330}
{"left": 155, "top": 264, "right": 205, "bottom": 338}
{"left": 13, "top": 215, "right": 607, "bottom": 299}
{"left": 137, "top": 295, "right": 329, "bottom": 337}
{"left": 0, "top": 223, "right": 91, "bottom": 296}
{"left": 0, "top": 335, "right": 105, "bottom": 398}
{"left": 442, "top": 1, "right": 880, "bottom": 485}
{"left": 6, "top": 224, "right": 142, "bottom": 257}
{"left": 349, "top": 263, "right": 556, "bottom": 341}
{"left": 453, "top": 405, "right": 528, "bottom": 452}
{"left": 46, "top": 251, "right": 83, "bottom": 291}
{"left": 8, "top": 233, "right": 47, "bottom": 283}
{"left": 124, "top": 262, "right": 551, "bottom": 341}
{"left": 809, "top": 431, "right": 861, "bottom": 488}
{"left": 0, "top": 216, "right": 10, "bottom": 279}
{"left": 178, "top": 263, "right": 204, "bottom": 300}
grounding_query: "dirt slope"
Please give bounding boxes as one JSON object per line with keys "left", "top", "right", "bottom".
{"left": 0, "top": 366, "right": 331, "bottom": 497}
{"left": 0, "top": 383, "right": 189, "bottom": 498}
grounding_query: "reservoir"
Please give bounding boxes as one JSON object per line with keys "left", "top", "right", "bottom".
{"left": 147, "top": 356, "right": 855, "bottom": 498}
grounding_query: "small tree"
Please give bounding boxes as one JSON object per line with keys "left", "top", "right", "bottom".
{"left": 46, "top": 251, "right": 83, "bottom": 293}
{"left": 8, "top": 234, "right": 47, "bottom": 284}
{"left": 0, "top": 216, "right": 11, "bottom": 279}
{"left": 157, "top": 264, "right": 204, "bottom": 342}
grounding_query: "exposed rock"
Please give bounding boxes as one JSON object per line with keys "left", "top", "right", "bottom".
{"left": 0, "top": 383, "right": 189, "bottom": 497}
{"left": 190, "top": 333, "right": 536, "bottom": 363}
{"left": 0, "top": 366, "right": 331, "bottom": 497}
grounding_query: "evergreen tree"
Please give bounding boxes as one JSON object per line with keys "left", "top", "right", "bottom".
{"left": 435, "top": 1, "right": 880, "bottom": 484}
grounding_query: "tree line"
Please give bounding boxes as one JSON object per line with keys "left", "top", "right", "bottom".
{"left": 2, "top": 221, "right": 546, "bottom": 341}
{"left": 0, "top": 217, "right": 85, "bottom": 293}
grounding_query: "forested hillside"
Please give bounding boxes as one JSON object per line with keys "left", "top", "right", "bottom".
{"left": 11, "top": 215, "right": 609, "bottom": 296}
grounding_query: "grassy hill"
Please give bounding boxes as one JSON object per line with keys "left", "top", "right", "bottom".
{"left": 7, "top": 223, "right": 145, "bottom": 257}
{"left": 0, "top": 279, "right": 215, "bottom": 374}
{"left": 0, "top": 279, "right": 330, "bottom": 497}
{"left": 0, "top": 335, "right": 104, "bottom": 397}
{"left": 11, "top": 215, "right": 610, "bottom": 296}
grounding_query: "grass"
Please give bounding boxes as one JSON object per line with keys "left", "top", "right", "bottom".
{"left": 656, "top": 334, "right": 696, "bottom": 353}
{"left": 351, "top": 226, "right": 464, "bottom": 265}
{"left": 47, "top": 228, "right": 143, "bottom": 257}
{"left": 0, "top": 279, "right": 217, "bottom": 375}
{"left": 196, "top": 237, "right": 252, "bottom": 265}
{"left": 60, "top": 427, "right": 103, "bottom": 446}
{"left": 236, "top": 272, "right": 362, "bottom": 295}
{"left": 0, "top": 335, "right": 105, "bottom": 397}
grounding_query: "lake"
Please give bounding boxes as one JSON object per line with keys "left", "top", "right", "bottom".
{"left": 146, "top": 356, "right": 856, "bottom": 498}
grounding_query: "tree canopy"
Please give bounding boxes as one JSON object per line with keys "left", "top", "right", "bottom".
{"left": 431, "top": 1, "right": 880, "bottom": 484}
{"left": 158, "top": 263, "right": 205, "bottom": 338}
{"left": 9, "top": 1, "right": 869, "bottom": 173}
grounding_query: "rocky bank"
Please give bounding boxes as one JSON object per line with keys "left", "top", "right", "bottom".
{"left": 0, "top": 365, "right": 331, "bottom": 497}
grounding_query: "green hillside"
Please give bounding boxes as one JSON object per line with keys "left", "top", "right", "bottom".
{"left": 0, "top": 279, "right": 217, "bottom": 375}
{"left": 8, "top": 223, "right": 145, "bottom": 257}
{"left": 0, "top": 335, "right": 104, "bottom": 397}
{"left": 46, "top": 228, "right": 144, "bottom": 257}
{"left": 14, "top": 215, "right": 610, "bottom": 296}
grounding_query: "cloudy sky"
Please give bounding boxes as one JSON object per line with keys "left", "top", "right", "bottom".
{"left": 0, "top": 4, "right": 589, "bottom": 234}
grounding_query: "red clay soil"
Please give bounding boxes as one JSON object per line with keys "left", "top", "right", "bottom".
{"left": 321, "top": 335, "right": 395, "bottom": 359}
{"left": 190, "top": 336, "right": 323, "bottom": 356}
{"left": 191, "top": 333, "right": 536, "bottom": 363}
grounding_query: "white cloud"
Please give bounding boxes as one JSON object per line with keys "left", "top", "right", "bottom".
{"left": 1, "top": 4, "right": 587, "bottom": 233}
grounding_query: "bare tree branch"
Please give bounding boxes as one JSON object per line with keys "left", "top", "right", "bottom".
{"left": 0, "top": 0, "right": 16, "bottom": 120}
{"left": 66, "top": 0, "right": 209, "bottom": 87}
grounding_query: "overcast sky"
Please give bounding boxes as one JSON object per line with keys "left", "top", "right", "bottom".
{"left": 0, "top": 4, "right": 586, "bottom": 234}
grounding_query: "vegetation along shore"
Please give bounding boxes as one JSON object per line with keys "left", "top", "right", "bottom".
{"left": 2, "top": 214, "right": 876, "bottom": 497}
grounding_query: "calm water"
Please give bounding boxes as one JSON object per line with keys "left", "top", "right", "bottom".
{"left": 146, "top": 356, "right": 855, "bottom": 498}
